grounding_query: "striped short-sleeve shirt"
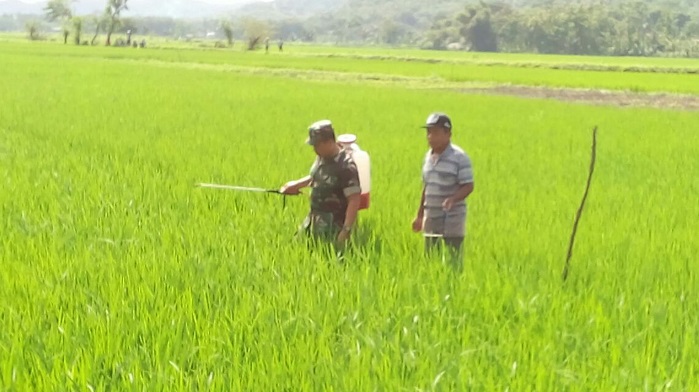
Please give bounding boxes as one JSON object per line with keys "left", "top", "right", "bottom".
{"left": 422, "top": 143, "right": 474, "bottom": 219}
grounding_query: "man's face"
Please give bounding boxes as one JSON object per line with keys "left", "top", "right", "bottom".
{"left": 313, "top": 138, "right": 337, "bottom": 158}
{"left": 426, "top": 125, "right": 451, "bottom": 150}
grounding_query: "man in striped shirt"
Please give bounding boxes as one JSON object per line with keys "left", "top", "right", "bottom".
{"left": 412, "top": 112, "right": 475, "bottom": 271}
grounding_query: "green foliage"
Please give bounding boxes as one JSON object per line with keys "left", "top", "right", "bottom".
{"left": 220, "top": 20, "right": 234, "bottom": 47}
{"left": 72, "top": 16, "right": 83, "bottom": 45}
{"left": 25, "top": 20, "right": 42, "bottom": 40}
{"left": 243, "top": 18, "right": 272, "bottom": 50}
{"left": 90, "top": 13, "right": 110, "bottom": 45}
{"left": 236, "top": 0, "right": 699, "bottom": 56}
{"left": 104, "top": 0, "right": 129, "bottom": 46}
{"left": 457, "top": 4, "right": 498, "bottom": 52}
{"left": 430, "top": 1, "right": 699, "bottom": 56}
{"left": 43, "top": 0, "right": 73, "bottom": 22}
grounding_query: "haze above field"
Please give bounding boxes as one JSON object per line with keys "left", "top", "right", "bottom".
{"left": 1, "top": 0, "right": 253, "bottom": 18}
{"left": 3, "top": 0, "right": 698, "bottom": 19}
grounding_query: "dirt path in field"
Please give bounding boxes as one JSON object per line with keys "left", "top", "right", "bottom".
{"left": 116, "top": 58, "right": 699, "bottom": 110}
{"left": 455, "top": 85, "right": 699, "bottom": 110}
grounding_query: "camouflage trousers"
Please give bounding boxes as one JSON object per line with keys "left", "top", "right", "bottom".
{"left": 296, "top": 211, "right": 350, "bottom": 261}
{"left": 298, "top": 211, "right": 342, "bottom": 242}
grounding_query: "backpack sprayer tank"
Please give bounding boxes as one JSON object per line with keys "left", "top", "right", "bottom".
{"left": 337, "top": 134, "right": 371, "bottom": 210}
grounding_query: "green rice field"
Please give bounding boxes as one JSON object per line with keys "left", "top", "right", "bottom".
{"left": 1, "top": 38, "right": 698, "bottom": 390}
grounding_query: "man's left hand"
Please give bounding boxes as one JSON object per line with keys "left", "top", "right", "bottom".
{"left": 336, "top": 229, "right": 351, "bottom": 245}
{"left": 442, "top": 197, "right": 455, "bottom": 211}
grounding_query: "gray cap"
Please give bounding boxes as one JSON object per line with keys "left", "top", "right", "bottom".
{"left": 421, "top": 112, "right": 452, "bottom": 130}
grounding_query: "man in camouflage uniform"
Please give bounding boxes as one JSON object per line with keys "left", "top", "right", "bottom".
{"left": 280, "top": 120, "right": 362, "bottom": 246}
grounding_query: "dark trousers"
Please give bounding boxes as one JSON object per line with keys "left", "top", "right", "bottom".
{"left": 425, "top": 236, "right": 464, "bottom": 273}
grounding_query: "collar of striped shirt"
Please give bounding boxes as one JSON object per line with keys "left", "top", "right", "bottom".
{"left": 429, "top": 143, "right": 454, "bottom": 162}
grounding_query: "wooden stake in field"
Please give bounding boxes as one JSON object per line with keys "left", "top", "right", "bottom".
{"left": 563, "top": 126, "right": 598, "bottom": 282}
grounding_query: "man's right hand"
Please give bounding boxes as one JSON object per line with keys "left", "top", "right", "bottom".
{"left": 280, "top": 181, "right": 301, "bottom": 195}
{"left": 412, "top": 215, "right": 424, "bottom": 232}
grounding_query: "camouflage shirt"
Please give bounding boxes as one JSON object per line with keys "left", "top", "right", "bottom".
{"left": 305, "top": 149, "right": 361, "bottom": 235}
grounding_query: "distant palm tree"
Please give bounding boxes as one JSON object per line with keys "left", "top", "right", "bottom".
{"left": 105, "top": 0, "right": 129, "bottom": 46}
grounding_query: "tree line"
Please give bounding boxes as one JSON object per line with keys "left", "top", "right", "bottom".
{"left": 14, "top": 0, "right": 699, "bottom": 57}
{"left": 424, "top": 1, "right": 699, "bottom": 57}
{"left": 36, "top": 0, "right": 129, "bottom": 46}
{"left": 21, "top": 0, "right": 276, "bottom": 50}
